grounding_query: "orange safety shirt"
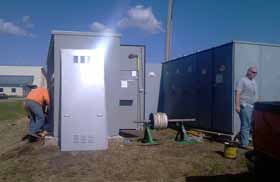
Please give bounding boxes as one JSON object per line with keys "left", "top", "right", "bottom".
{"left": 26, "top": 87, "right": 50, "bottom": 106}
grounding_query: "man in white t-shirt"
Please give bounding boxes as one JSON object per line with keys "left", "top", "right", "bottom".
{"left": 235, "top": 66, "right": 258, "bottom": 149}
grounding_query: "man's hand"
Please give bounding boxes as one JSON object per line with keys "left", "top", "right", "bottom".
{"left": 235, "top": 106, "right": 240, "bottom": 113}
{"left": 235, "top": 90, "right": 241, "bottom": 113}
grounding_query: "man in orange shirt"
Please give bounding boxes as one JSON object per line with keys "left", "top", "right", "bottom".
{"left": 25, "top": 85, "right": 50, "bottom": 140}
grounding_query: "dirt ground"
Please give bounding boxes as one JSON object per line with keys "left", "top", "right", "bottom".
{"left": 0, "top": 117, "right": 255, "bottom": 182}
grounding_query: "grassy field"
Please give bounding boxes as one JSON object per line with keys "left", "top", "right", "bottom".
{"left": 0, "top": 100, "right": 28, "bottom": 156}
{"left": 0, "top": 100, "right": 26, "bottom": 121}
{"left": 0, "top": 100, "right": 255, "bottom": 182}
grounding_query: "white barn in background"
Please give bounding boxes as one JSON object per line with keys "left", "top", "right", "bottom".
{"left": 0, "top": 66, "right": 47, "bottom": 97}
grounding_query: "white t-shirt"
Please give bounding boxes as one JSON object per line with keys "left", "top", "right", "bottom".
{"left": 236, "top": 77, "right": 258, "bottom": 105}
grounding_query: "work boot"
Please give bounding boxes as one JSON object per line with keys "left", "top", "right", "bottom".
{"left": 28, "top": 133, "right": 40, "bottom": 143}
{"left": 239, "top": 145, "right": 254, "bottom": 150}
{"left": 37, "top": 130, "right": 48, "bottom": 138}
{"left": 21, "top": 134, "right": 29, "bottom": 141}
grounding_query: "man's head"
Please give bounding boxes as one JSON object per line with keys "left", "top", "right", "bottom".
{"left": 246, "top": 66, "right": 257, "bottom": 80}
{"left": 28, "top": 84, "right": 38, "bottom": 90}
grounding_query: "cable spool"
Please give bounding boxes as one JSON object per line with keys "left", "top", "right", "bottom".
{"left": 149, "top": 112, "right": 168, "bottom": 129}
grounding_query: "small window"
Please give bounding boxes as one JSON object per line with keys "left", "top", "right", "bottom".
{"left": 11, "top": 88, "right": 16, "bottom": 93}
{"left": 80, "top": 56, "right": 85, "bottom": 63}
{"left": 73, "top": 56, "right": 79, "bottom": 63}
{"left": 119, "top": 100, "right": 133, "bottom": 106}
{"left": 0, "top": 88, "right": 3, "bottom": 92}
{"left": 86, "top": 56, "right": 91, "bottom": 63}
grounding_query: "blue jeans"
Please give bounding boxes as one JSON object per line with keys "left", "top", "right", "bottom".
{"left": 239, "top": 104, "right": 253, "bottom": 147}
{"left": 25, "top": 100, "right": 45, "bottom": 135}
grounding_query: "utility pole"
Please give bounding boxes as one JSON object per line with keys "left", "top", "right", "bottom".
{"left": 165, "top": 0, "right": 173, "bottom": 62}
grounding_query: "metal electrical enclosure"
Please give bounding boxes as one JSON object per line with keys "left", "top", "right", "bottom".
{"left": 60, "top": 49, "right": 107, "bottom": 151}
{"left": 46, "top": 31, "right": 146, "bottom": 151}
{"left": 158, "top": 41, "right": 280, "bottom": 136}
{"left": 145, "top": 64, "right": 162, "bottom": 120}
{"left": 119, "top": 45, "right": 145, "bottom": 130}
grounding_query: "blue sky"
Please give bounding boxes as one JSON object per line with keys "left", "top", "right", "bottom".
{"left": 0, "top": 0, "right": 280, "bottom": 66}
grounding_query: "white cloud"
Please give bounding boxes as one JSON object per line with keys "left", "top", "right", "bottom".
{"left": 0, "top": 18, "right": 32, "bottom": 37}
{"left": 22, "top": 16, "right": 34, "bottom": 28}
{"left": 117, "top": 5, "right": 163, "bottom": 34}
{"left": 90, "top": 22, "right": 113, "bottom": 33}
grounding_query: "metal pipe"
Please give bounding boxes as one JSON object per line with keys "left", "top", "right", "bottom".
{"left": 168, "top": 118, "right": 196, "bottom": 122}
{"left": 134, "top": 118, "right": 196, "bottom": 123}
{"left": 136, "top": 56, "right": 141, "bottom": 123}
{"left": 128, "top": 54, "right": 141, "bottom": 124}
{"left": 190, "top": 129, "right": 233, "bottom": 137}
{"left": 165, "top": 0, "right": 173, "bottom": 62}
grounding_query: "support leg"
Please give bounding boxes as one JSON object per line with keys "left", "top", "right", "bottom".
{"left": 142, "top": 123, "right": 159, "bottom": 145}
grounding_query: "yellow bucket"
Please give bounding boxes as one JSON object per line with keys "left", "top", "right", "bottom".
{"left": 224, "top": 142, "right": 237, "bottom": 159}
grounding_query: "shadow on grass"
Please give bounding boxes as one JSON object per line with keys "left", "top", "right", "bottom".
{"left": 215, "top": 151, "right": 225, "bottom": 157}
{"left": 119, "top": 129, "right": 140, "bottom": 138}
{"left": 186, "top": 172, "right": 256, "bottom": 182}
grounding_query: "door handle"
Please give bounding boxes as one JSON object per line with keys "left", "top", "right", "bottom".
{"left": 64, "top": 114, "right": 71, "bottom": 118}
{"left": 96, "top": 114, "right": 104, "bottom": 118}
